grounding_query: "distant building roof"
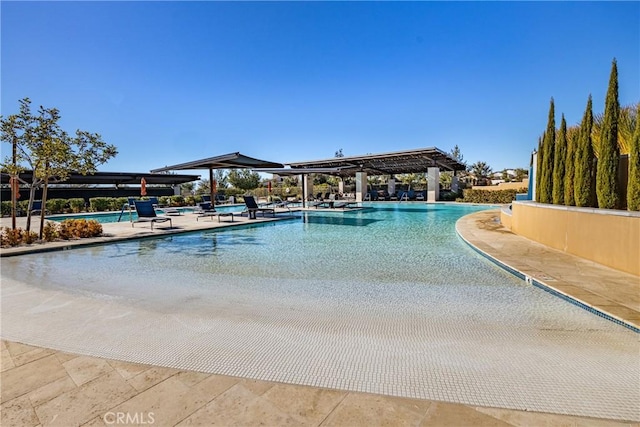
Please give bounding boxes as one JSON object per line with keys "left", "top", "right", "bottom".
{"left": 1, "top": 171, "right": 199, "bottom": 186}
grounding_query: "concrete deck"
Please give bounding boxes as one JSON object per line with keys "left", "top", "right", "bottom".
{"left": 1, "top": 207, "right": 638, "bottom": 426}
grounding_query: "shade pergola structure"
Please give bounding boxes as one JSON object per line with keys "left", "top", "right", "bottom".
{"left": 259, "top": 147, "right": 466, "bottom": 204}
{"left": 1, "top": 171, "right": 199, "bottom": 187}
{"left": 286, "top": 147, "right": 466, "bottom": 176}
{"left": 150, "top": 152, "right": 285, "bottom": 203}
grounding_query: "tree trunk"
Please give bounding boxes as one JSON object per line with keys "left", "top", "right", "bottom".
{"left": 39, "top": 180, "right": 49, "bottom": 240}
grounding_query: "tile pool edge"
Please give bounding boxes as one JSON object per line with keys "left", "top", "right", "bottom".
{"left": 455, "top": 218, "right": 640, "bottom": 334}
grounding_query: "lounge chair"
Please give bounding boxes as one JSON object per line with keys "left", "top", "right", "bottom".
{"left": 31, "top": 200, "right": 51, "bottom": 216}
{"left": 132, "top": 200, "right": 172, "bottom": 230}
{"left": 316, "top": 194, "right": 337, "bottom": 209}
{"left": 415, "top": 191, "right": 425, "bottom": 201}
{"left": 243, "top": 195, "right": 275, "bottom": 219}
{"left": 334, "top": 199, "right": 359, "bottom": 209}
{"left": 148, "top": 196, "right": 161, "bottom": 207}
{"left": 195, "top": 202, "right": 234, "bottom": 222}
{"left": 148, "top": 196, "right": 181, "bottom": 215}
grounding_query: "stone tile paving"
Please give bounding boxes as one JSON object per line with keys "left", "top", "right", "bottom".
{"left": 2, "top": 341, "right": 635, "bottom": 426}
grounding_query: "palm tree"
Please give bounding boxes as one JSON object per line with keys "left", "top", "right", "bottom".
{"left": 470, "top": 161, "right": 492, "bottom": 184}
{"left": 593, "top": 103, "right": 638, "bottom": 156}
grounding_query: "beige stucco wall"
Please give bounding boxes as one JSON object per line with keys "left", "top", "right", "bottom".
{"left": 503, "top": 202, "right": 640, "bottom": 276}
{"left": 472, "top": 181, "right": 528, "bottom": 191}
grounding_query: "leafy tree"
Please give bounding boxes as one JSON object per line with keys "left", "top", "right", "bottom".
{"left": 1, "top": 98, "right": 117, "bottom": 236}
{"left": 227, "top": 168, "right": 260, "bottom": 192}
{"left": 470, "top": 161, "right": 492, "bottom": 183}
{"left": 180, "top": 182, "right": 195, "bottom": 196}
{"left": 513, "top": 168, "right": 528, "bottom": 182}
{"left": 450, "top": 145, "right": 466, "bottom": 166}
{"left": 596, "top": 59, "right": 620, "bottom": 209}
{"left": 539, "top": 98, "right": 555, "bottom": 203}
{"left": 552, "top": 115, "right": 567, "bottom": 204}
{"left": 627, "top": 104, "right": 640, "bottom": 211}
{"left": 564, "top": 126, "right": 579, "bottom": 206}
{"left": 574, "top": 95, "right": 595, "bottom": 207}
{"left": 397, "top": 173, "right": 425, "bottom": 191}
{"left": 214, "top": 169, "right": 229, "bottom": 188}
{"left": 196, "top": 179, "right": 210, "bottom": 194}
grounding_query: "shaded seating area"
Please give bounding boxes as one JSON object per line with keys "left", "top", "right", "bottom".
{"left": 132, "top": 200, "right": 172, "bottom": 230}
{"left": 195, "top": 202, "right": 234, "bottom": 222}
{"left": 243, "top": 195, "right": 275, "bottom": 219}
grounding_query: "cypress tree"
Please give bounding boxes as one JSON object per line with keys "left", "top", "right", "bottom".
{"left": 596, "top": 59, "right": 620, "bottom": 209}
{"left": 539, "top": 98, "right": 555, "bottom": 203}
{"left": 552, "top": 115, "right": 567, "bottom": 204}
{"left": 628, "top": 104, "right": 640, "bottom": 211}
{"left": 564, "top": 126, "right": 578, "bottom": 206}
{"left": 535, "top": 135, "right": 543, "bottom": 201}
{"left": 574, "top": 95, "right": 595, "bottom": 207}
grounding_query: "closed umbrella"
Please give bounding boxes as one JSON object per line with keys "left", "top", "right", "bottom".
{"left": 10, "top": 176, "right": 20, "bottom": 200}
{"left": 140, "top": 178, "right": 147, "bottom": 196}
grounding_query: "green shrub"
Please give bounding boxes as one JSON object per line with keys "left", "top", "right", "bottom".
{"left": 459, "top": 188, "right": 527, "bottom": 204}
{"left": 184, "top": 195, "right": 195, "bottom": 206}
{"left": 0, "top": 227, "right": 38, "bottom": 246}
{"left": 440, "top": 191, "right": 461, "bottom": 201}
{"left": 68, "top": 198, "right": 86, "bottom": 213}
{"left": 1, "top": 201, "right": 12, "bottom": 217}
{"left": 169, "top": 195, "right": 185, "bottom": 206}
{"left": 46, "top": 198, "right": 68, "bottom": 214}
{"left": 59, "top": 219, "right": 103, "bottom": 239}
{"left": 89, "top": 197, "right": 111, "bottom": 212}
{"left": 111, "top": 197, "right": 130, "bottom": 211}
{"left": 42, "top": 222, "right": 59, "bottom": 242}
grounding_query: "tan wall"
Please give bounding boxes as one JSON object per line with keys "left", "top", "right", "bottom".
{"left": 472, "top": 181, "right": 528, "bottom": 191}
{"left": 506, "top": 202, "right": 640, "bottom": 276}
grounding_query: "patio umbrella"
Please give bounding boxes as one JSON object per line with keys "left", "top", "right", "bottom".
{"left": 140, "top": 178, "right": 147, "bottom": 196}
{"left": 267, "top": 181, "right": 272, "bottom": 193}
{"left": 212, "top": 179, "right": 217, "bottom": 202}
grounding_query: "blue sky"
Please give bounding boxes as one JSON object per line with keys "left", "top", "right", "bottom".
{"left": 2, "top": 1, "right": 639, "bottom": 176}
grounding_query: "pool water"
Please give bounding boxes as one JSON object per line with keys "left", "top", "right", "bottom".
{"left": 2, "top": 203, "right": 638, "bottom": 421}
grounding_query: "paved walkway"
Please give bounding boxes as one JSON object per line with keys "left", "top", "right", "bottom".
{"left": 1, "top": 207, "right": 638, "bottom": 426}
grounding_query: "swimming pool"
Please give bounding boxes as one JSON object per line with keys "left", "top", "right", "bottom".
{"left": 1, "top": 203, "right": 638, "bottom": 421}
{"left": 46, "top": 204, "right": 241, "bottom": 223}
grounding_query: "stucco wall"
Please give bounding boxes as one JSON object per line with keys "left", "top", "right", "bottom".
{"left": 472, "top": 181, "right": 528, "bottom": 191}
{"left": 503, "top": 202, "right": 640, "bottom": 276}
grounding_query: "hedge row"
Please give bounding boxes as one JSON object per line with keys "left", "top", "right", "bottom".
{"left": 1, "top": 195, "right": 213, "bottom": 217}
{"left": 1, "top": 198, "right": 86, "bottom": 216}
{"left": 459, "top": 188, "right": 527, "bottom": 204}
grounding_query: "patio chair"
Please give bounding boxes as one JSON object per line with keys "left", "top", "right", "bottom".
{"left": 132, "top": 200, "right": 172, "bottom": 230}
{"left": 195, "top": 202, "right": 234, "bottom": 222}
{"left": 31, "top": 200, "right": 49, "bottom": 215}
{"left": 243, "top": 195, "right": 275, "bottom": 219}
{"left": 148, "top": 196, "right": 162, "bottom": 207}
